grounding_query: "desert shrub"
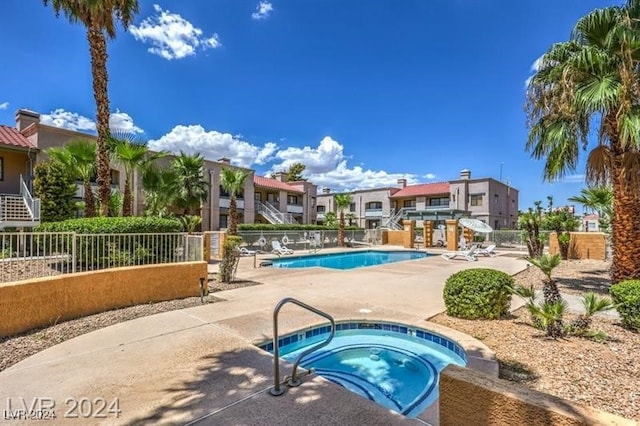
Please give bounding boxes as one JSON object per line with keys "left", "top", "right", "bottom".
{"left": 220, "top": 235, "right": 243, "bottom": 283}
{"left": 36, "top": 217, "right": 183, "bottom": 270}
{"left": 611, "top": 280, "right": 640, "bottom": 331}
{"left": 443, "top": 268, "right": 514, "bottom": 319}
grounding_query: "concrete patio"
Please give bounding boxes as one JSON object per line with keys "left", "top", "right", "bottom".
{"left": 0, "top": 248, "right": 527, "bottom": 425}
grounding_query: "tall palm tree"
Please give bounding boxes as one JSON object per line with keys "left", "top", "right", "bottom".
{"left": 171, "top": 152, "right": 209, "bottom": 216}
{"left": 111, "top": 134, "right": 165, "bottom": 216}
{"left": 334, "top": 193, "right": 352, "bottom": 247}
{"left": 220, "top": 168, "right": 249, "bottom": 236}
{"left": 44, "top": 0, "right": 140, "bottom": 216}
{"left": 47, "top": 138, "right": 97, "bottom": 217}
{"left": 140, "top": 165, "right": 177, "bottom": 217}
{"left": 526, "top": 1, "right": 640, "bottom": 283}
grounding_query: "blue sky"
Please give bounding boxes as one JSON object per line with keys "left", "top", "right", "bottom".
{"left": 0, "top": 0, "right": 619, "bottom": 211}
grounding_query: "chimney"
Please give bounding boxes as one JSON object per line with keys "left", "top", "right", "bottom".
{"left": 218, "top": 157, "right": 231, "bottom": 165}
{"left": 460, "top": 169, "right": 471, "bottom": 180}
{"left": 274, "top": 172, "right": 286, "bottom": 182}
{"left": 15, "top": 109, "right": 40, "bottom": 131}
{"left": 322, "top": 188, "right": 331, "bottom": 194}
{"left": 397, "top": 178, "right": 407, "bottom": 189}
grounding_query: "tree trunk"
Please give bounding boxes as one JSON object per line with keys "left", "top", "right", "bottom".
{"left": 87, "top": 28, "right": 112, "bottom": 217}
{"left": 609, "top": 124, "right": 640, "bottom": 283}
{"left": 542, "top": 279, "right": 561, "bottom": 304}
{"left": 122, "top": 174, "right": 132, "bottom": 217}
{"left": 339, "top": 211, "right": 345, "bottom": 246}
{"left": 229, "top": 196, "right": 237, "bottom": 236}
{"left": 83, "top": 179, "right": 95, "bottom": 217}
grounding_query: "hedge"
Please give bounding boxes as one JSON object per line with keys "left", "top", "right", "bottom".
{"left": 611, "top": 280, "right": 640, "bottom": 331}
{"left": 238, "top": 223, "right": 363, "bottom": 231}
{"left": 443, "top": 268, "right": 513, "bottom": 320}
{"left": 35, "top": 217, "right": 184, "bottom": 270}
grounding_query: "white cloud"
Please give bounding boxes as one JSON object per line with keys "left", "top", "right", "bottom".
{"left": 109, "top": 110, "right": 144, "bottom": 134}
{"left": 0, "top": 102, "right": 9, "bottom": 110}
{"left": 423, "top": 173, "right": 436, "bottom": 179}
{"left": 130, "top": 4, "right": 221, "bottom": 60}
{"left": 252, "top": 1, "right": 273, "bottom": 20}
{"left": 267, "top": 136, "right": 420, "bottom": 191}
{"left": 561, "top": 174, "right": 585, "bottom": 183}
{"left": 40, "top": 109, "right": 96, "bottom": 132}
{"left": 40, "top": 108, "right": 144, "bottom": 134}
{"left": 148, "top": 125, "right": 277, "bottom": 168}
{"left": 525, "top": 54, "right": 545, "bottom": 89}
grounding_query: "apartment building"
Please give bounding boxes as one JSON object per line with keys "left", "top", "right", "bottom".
{"left": 3, "top": 109, "right": 318, "bottom": 231}
{"left": 316, "top": 170, "right": 519, "bottom": 230}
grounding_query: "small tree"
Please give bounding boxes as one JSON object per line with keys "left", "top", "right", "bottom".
{"left": 171, "top": 152, "right": 209, "bottom": 216}
{"left": 527, "top": 254, "right": 564, "bottom": 337}
{"left": 542, "top": 202, "right": 580, "bottom": 260}
{"left": 334, "top": 193, "right": 352, "bottom": 246}
{"left": 220, "top": 168, "right": 249, "bottom": 236}
{"left": 324, "top": 211, "right": 337, "bottom": 227}
{"left": 219, "top": 235, "right": 242, "bottom": 283}
{"left": 518, "top": 201, "right": 544, "bottom": 257}
{"left": 33, "top": 161, "right": 77, "bottom": 222}
{"left": 285, "top": 162, "right": 307, "bottom": 182}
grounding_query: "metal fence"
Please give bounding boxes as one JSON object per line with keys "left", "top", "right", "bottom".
{"left": 485, "top": 230, "right": 551, "bottom": 252}
{"left": 238, "top": 229, "right": 368, "bottom": 252}
{"left": 0, "top": 232, "right": 203, "bottom": 283}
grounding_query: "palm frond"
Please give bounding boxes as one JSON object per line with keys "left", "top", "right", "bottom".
{"left": 585, "top": 145, "right": 613, "bottom": 186}
{"left": 582, "top": 292, "right": 615, "bottom": 317}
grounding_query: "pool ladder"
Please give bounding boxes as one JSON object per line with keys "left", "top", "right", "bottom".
{"left": 270, "top": 297, "right": 336, "bottom": 396}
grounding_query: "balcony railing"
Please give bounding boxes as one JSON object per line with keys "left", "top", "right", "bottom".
{"left": 364, "top": 208, "right": 383, "bottom": 217}
{"left": 287, "top": 204, "right": 304, "bottom": 214}
{"left": 220, "top": 198, "right": 245, "bottom": 209}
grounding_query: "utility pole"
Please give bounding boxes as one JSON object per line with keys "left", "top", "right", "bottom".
{"left": 499, "top": 162, "right": 504, "bottom": 182}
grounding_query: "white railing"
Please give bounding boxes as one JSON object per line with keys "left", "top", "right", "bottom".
{"left": 0, "top": 232, "right": 203, "bottom": 283}
{"left": 257, "top": 202, "right": 295, "bottom": 224}
{"left": 383, "top": 208, "right": 405, "bottom": 229}
{"left": 20, "top": 175, "right": 40, "bottom": 221}
{"left": 364, "top": 209, "right": 383, "bottom": 218}
{"left": 219, "top": 198, "right": 245, "bottom": 209}
{"left": 287, "top": 204, "right": 304, "bottom": 214}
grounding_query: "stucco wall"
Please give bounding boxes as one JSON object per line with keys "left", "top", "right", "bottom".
{"left": 0, "top": 262, "right": 207, "bottom": 337}
{"left": 0, "top": 149, "right": 29, "bottom": 194}
{"left": 440, "top": 365, "right": 634, "bottom": 426}
{"left": 548, "top": 232, "right": 607, "bottom": 260}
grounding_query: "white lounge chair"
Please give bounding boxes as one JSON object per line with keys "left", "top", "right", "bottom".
{"left": 238, "top": 247, "right": 257, "bottom": 257}
{"left": 441, "top": 244, "right": 480, "bottom": 262}
{"left": 477, "top": 244, "right": 497, "bottom": 257}
{"left": 271, "top": 240, "right": 294, "bottom": 255}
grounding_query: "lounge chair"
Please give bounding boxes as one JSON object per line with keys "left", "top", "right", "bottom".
{"left": 441, "top": 244, "right": 480, "bottom": 262}
{"left": 238, "top": 247, "right": 257, "bottom": 257}
{"left": 271, "top": 240, "right": 294, "bottom": 255}
{"left": 477, "top": 244, "right": 497, "bottom": 257}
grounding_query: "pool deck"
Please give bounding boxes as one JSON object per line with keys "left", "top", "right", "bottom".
{"left": 0, "top": 247, "right": 528, "bottom": 425}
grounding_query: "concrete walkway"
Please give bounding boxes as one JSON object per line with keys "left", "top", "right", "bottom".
{"left": 0, "top": 248, "right": 528, "bottom": 425}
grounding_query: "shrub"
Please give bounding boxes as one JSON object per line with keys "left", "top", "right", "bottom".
{"left": 443, "top": 268, "right": 514, "bottom": 320}
{"left": 220, "top": 235, "right": 243, "bottom": 283}
{"left": 33, "top": 160, "right": 76, "bottom": 222}
{"left": 610, "top": 280, "right": 640, "bottom": 331}
{"left": 36, "top": 217, "right": 183, "bottom": 270}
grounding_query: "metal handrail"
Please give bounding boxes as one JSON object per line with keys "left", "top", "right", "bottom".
{"left": 270, "top": 297, "right": 336, "bottom": 396}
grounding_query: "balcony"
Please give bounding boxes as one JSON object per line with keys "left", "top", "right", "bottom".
{"left": 287, "top": 204, "right": 303, "bottom": 214}
{"left": 316, "top": 213, "right": 326, "bottom": 220}
{"left": 220, "top": 198, "right": 245, "bottom": 209}
{"left": 364, "top": 208, "right": 383, "bottom": 218}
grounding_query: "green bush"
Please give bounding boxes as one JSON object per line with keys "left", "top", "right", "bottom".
{"left": 35, "top": 217, "right": 183, "bottom": 270}
{"left": 610, "top": 280, "right": 640, "bottom": 331}
{"left": 238, "top": 223, "right": 362, "bottom": 231}
{"left": 33, "top": 160, "right": 76, "bottom": 222}
{"left": 220, "top": 235, "right": 243, "bottom": 283}
{"left": 443, "top": 268, "right": 514, "bottom": 320}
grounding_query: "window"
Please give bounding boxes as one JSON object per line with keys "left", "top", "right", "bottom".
{"left": 428, "top": 197, "right": 449, "bottom": 206}
{"left": 220, "top": 186, "right": 243, "bottom": 198}
{"left": 287, "top": 195, "right": 299, "bottom": 205}
{"left": 220, "top": 214, "right": 228, "bottom": 229}
{"left": 494, "top": 194, "right": 499, "bottom": 204}
{"left": 317, "top": 205, "right": 326, "bottom": 213}
{"left": 350, "top": 202, "right": 356, "bottom": 212}
{"left": 254, "top": 192, "right": 262, "bottom": 202}
{"left": 366, "top": 201, "right": 382, "bottom": 210}
{"left": 0, "top": 157, "right": 3, "bottom": 181}
{"left": 470, "top": 194, "right": 483, "bottom": 206}
{"left": 403, "top": 200, "right": 416, "bottom": 208}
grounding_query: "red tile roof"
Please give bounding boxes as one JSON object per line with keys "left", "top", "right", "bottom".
{"left": 254, "top": 175, "right": 303, "bottom": 193}
{"left": 390, "top": 182, "right": 450, "bottom": 198}
{"left": 0, "top": 125, "right": 36, "bottom": 150}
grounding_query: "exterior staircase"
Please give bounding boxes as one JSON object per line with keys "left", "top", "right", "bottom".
{"left": 257, "top": 202, "right": 295, "bottom": 225}
{"left": 0, "top": 176, "right": 41, "bottom": 229}
{"left": 382, "top": 208, "right": 405, "bottom": 230}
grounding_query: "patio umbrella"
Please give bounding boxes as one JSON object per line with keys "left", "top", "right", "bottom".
{"left": 459, "top": 218, "right": 493, "bottom": 234}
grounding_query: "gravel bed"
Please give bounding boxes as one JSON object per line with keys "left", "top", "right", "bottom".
{"left": 0, "top": 277, "right": 262, "bottom": 373}
{"left": 431, "top": 260, "right": 640, "bottom": 421}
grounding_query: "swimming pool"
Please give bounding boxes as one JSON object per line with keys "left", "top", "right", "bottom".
{"left": 270, "top": 250, "right": 430, "bottom": 270}
{"left": 259, "top": 321, "right": 466, "bottom": 418}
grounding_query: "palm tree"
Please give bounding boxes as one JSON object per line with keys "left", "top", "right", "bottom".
{"left": 528, "top": 253, "right": 564, "bottom": 337}
{"left": 140, "top": 165, "right": 177, "bottom": 217}
{"left": 47, "top": 138, "right": 97, "bottom": 217}
{"left": 44, "top": 0, "right": 140, "bottom": 216}
{"left": 220, "top": 168, "right": 249, "bottom": 236}
{"left": 518, "top": 201, "right": 544, "bottom": 257}
{"left": 568, "top": 186, "right": 613, "bottom": 232}
{"left": 526, "top": 1, "right": 640, "bottom": 283}
{"left": 171, "top": 152, "right": 209, "bottom": 216}
{"left": 111, "top": 134, "right": 165, "bottom": 216}
{"left": 334, "top": 193, "right": 352, "bottom": 246}
{"left": 528, "top": 254, "right": 562, "bottom": 304}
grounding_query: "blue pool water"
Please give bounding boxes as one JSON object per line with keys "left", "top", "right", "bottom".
{"left": 270, "top": 250, "right": 430, "bottom": 270}
{"left": 259, "top": 322, "right": 466, "bottom": 418}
